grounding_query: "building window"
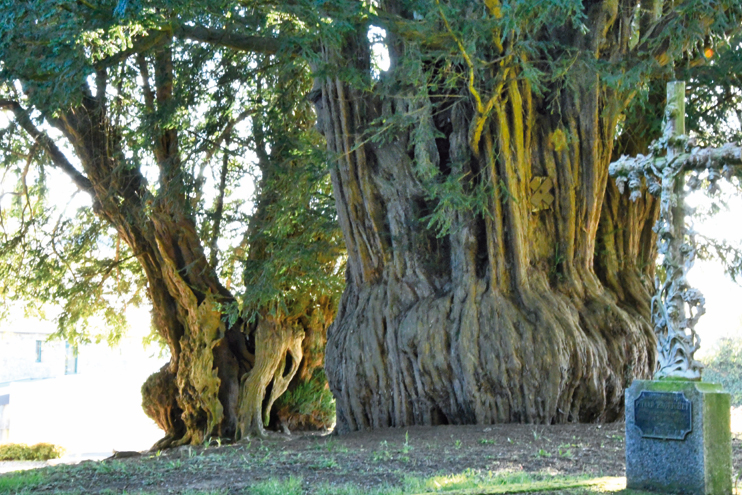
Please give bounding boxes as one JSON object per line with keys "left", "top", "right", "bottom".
{"left": 35, "top": 340, "right": 42, "bottom": 362}
{"left": 65, "top": 342, "right": 78, "bottom": 375}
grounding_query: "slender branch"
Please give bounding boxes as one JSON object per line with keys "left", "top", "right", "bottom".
{"left": 204, "top": 109, "right": 255, "bottom": 164}
{"left": 209, "top": 134, "right": 231, "bottom": 267}
{"left": 192, "top": 108, "right": 255, "bottom": 208}
{"left": 20, "top": 143, "right": 39, "bottom": 224}
{"left": 51, "top": 191, "right": 83, "bottom": 285}
{"left": 0, "top": 100, "right": 94, "bottom": 193}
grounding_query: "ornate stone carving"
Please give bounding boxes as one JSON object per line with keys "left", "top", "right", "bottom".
{"left": 609, "top": 81, "right": 742, "bottom": 380}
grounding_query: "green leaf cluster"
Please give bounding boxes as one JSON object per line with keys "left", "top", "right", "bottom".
{"left": 703, "top": 335, "right": 742, "bottom": 406}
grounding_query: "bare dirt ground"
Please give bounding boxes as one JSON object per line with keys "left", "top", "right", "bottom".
{"left": 3, "top": 422, "right": 741, "bottom": 494}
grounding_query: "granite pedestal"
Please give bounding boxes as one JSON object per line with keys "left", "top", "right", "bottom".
{"left": 625, "top": 380, "right": 732, "bottom": 495}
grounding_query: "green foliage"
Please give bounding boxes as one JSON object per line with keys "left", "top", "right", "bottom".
{"left": 274, "top": 369, "right": 336, "bottom": 429}
{"left": 695, "top": 233, "right": 742, "bottom": 284}
{"left": 0, "top": 469, "right": 46, "bottom": 494}
{"left": 248, "top": 477, "right": 302, "bottom": 495}
{"left": 0, "top": 0, "right": 345, "bottom": 348}
{"left": 702, "top": 336, "right": 742, "bottom": 406}
{"left": 682, "top": 33, "right": 742, "bottom": 149}
{"left": 238, "top": 56, "right": 344, "bottom": 324}
{"left": 0, "top": 442, "right": 64, "bottom": 461}
{"left": 0, "top": 189, "right": 146, "bottom": 344}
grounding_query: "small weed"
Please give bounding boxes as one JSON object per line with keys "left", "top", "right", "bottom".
{"left": 203, "top": 437, "right": 223, "bottom": 448}
{"left": 371, "top": 441, "right": 393, "bottom": 462}
{"left": 537, "top": 449, "right": 551, "bottom": 458}
{"left": 256, "top": 445, "right": 272, "bottom": 464}
{"left": 454, "top": 439, "right": 462, "bottom": 449}
{"left": 558, "top": 445, "right": 573, "bottom": 459}
{"left": 324, "top": 439, "right": 349, "bottom": 454}
{"left": 478, "top": 438, "right": 496, "bottom": 445}
{"left": 309, "top": 457, "right": 339, "bottom": 470}
{"left": 372, "top": 450, "right": 393, "bottom": 462}
{"left": 400, "top": 431, "right": 413, "bottom": 454}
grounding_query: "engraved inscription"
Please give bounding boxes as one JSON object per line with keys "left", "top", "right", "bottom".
{"left": 634, "top": 391, "right": 692, "bottom": 440}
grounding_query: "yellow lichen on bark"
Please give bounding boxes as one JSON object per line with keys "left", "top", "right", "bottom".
{"left": 154, "top": 236, "right": 225, "bottom": 445}
{"left": 182, "top": 293, "right": 225, "bottom": 440}
{"left": 550, "top": 128, "right": 568, "bottom": 152}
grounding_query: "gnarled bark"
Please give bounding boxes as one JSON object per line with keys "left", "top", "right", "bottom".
{"left": 237, "top": 317, "right": 304, "bottom": 437}
{"left": 315, "top": 2, "right": 658, "bottom": 432}
{"left": 15, "top": 41, "right": 324, "bottom": 447}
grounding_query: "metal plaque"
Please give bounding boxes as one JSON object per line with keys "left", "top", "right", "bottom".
{"left": 634, "top": 391, "right": 692, "bottom": 440}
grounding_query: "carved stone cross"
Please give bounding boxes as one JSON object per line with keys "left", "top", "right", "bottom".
{"left": 609, "top": 81, "right": 742, "bottom": 380}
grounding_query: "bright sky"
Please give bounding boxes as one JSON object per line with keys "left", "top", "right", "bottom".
{"left": 686, "top": 187, "right": 742, "bottom": 357}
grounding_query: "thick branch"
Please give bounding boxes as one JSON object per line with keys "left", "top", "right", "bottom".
{"left": 0, "top": 100, "right": 94, "bottom": 193}
{"left": 95, "top": 32, "right": 170, "bottom": 70}
{"left": 174, "top": 25, "right": 282, "bottom": 54}
{"left": 136, "top": 53, "right": 156, "bottom": 112}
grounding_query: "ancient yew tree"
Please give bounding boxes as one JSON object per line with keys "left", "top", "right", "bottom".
{"left": 1, "top": 0, "right": 740, "bottom": 444}
{"left": 308, "top": 0, "right": 740, "bottom": 431}
{"left": 0, "top": 2, "right": 341, "bottom": 446}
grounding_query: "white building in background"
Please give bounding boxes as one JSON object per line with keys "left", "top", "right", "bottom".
{"left": 0, "top": 324, "right": 76, "bottom": 385}
{"left": 0, "top": 310, "right": 167, "bottom": 455}
{"left": 0, "top": 320, "right": 70, "bottom": 443}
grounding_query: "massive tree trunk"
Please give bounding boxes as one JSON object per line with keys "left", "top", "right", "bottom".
{"left": 315, "top": 2, "right": 658, "bottom": 432}
{"left": 15, "top": 41, "right": 328, "bottom": 446}
{"left": 49, "top": 67, "right": 260, "bottom": 445}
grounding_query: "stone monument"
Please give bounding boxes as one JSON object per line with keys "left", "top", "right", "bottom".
{"left": 610, "top": 81, "right": 740, "bottom": 495}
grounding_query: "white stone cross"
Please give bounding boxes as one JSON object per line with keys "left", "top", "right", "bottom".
{"left": 609, "top": 81, "right": 742, "bottom": 380}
